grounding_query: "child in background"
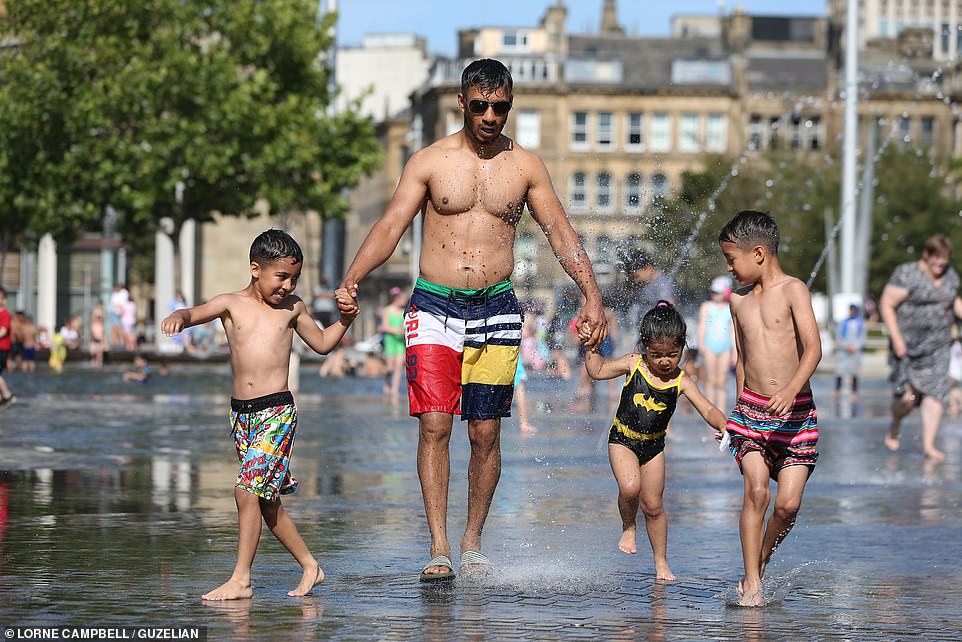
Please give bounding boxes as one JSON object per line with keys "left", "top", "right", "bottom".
{"left": 123, "top": 354, "right": 151, "bottom": 384}
{"left": 585, "top": 301, "right": 726, "bottom": 580}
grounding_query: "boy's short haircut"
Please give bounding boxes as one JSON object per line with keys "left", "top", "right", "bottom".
{"left": 250, "top": 229, "right": 304, "bottom": 265}
{"left": 719, "top": 210, "right": 779, "bottom": 255}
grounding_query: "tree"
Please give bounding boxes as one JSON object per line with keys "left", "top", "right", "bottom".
{"left": 0, "top": 0, "right": 380, "bottom": 277}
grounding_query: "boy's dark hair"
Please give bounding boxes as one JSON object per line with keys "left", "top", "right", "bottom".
{"left": 639, "top": 300, "right": 687, "bottom": 350}
{"left": 718, "top": 210, "right": 779, "bottom": 255}
{"left": 461, "top": 59, "right": 513, "bottom": 97}
{"left": 250, "top": 229, "right": 303, "bottom": 265}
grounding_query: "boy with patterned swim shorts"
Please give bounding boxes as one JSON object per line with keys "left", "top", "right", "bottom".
{"left": 161, "top": 229, "right": 358, "bottom": 601}
{"left": 718, "top": 211, "right": 822, "bottom": 607}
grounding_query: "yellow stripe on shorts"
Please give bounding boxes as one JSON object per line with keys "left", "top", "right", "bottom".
{"left": 461, "top": 344, "right": 520, "bottom": 386}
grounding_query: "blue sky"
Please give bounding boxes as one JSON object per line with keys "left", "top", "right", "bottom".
{"left": 337, "top": 0, "right": 828, "bottom": 55}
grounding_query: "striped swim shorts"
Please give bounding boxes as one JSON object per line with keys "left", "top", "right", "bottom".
{"left": 403, "top": 277, "right": 522, "bottom": 421}
{"left": 726, "top": 387, "right": 819, "bottom": 479}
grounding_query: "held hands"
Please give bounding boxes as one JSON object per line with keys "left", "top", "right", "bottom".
{"left": 577, "top": 298, "right": 608, "bottom": 348}
{"left": 335, "top": 287, "right": 359, "bottom": 323}
{"left": 160, "top": 312, "right": 185, "bottom": 337}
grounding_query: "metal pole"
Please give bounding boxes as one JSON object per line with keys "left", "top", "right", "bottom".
{"left": 839, "top": 0, "right": 860, "bottom": 295}
{"left": 856, "top": 118, "right": 877, "bottom": 300}
{"left": 318, "top": 0, "right": 346, "bottom": 287}
{"left": 825, "top": 207, "right": 837, "bottom": 332}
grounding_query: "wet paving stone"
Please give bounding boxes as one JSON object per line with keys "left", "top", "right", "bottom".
{"left": 0, "top": 367, "right": 961, "bottom": 639}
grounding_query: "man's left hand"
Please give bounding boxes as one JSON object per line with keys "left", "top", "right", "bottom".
{"left": 578, "top": 298, "right": 608, "bottom": 348}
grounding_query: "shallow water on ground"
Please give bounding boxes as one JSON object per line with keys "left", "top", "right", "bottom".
{"left": 0, "top": 365, "right": 961, "bottom": 640}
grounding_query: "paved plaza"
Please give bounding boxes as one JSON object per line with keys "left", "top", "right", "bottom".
{"left": 0, "top": 364, "right": 960, "bottom": 640}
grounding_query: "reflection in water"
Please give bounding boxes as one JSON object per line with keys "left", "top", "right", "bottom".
{"left": 0, "top": 368, "right": 959, "bottom": 638}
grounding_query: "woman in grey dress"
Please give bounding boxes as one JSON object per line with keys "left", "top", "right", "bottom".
{"left": 880, "top": 235, "right": 962, "bottom": 461}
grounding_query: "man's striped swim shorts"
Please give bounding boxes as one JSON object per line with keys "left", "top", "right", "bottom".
{"left": 403, "top": 277, "right": 522, "bottom": 421}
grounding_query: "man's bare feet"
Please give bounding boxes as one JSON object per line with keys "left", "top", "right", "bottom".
{"left": 288, "top": 561, "right": 324, "bottom": 597}
{"left": 202, "top": 578, "right": 253, "bottom": 601}
{"left": 923, "top": 447, "right": 946, "bottom": 462}
{"left": 654, "top": 561, "right": 675, "bottom": 581}
{"left": 618, "top": 527, "right": 637, "bottom": 554}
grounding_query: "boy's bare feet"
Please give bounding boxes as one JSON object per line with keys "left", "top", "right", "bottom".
{"left": 738, "top": 580, "right": 763, "bottom": 607}
{"left": 288, "top": 561, "right": 324, "bottom": 597}
{"left": 923, "top": 447, "right": 946, "bottom": 462}
{"left": 654, "top": 561, "right": 675, "bottom": 581}
{"left": 202, "top": 578, "right": 253, "bottom": 601}
{"left": 618, "top": 527, "right": 637, "bottom": 554}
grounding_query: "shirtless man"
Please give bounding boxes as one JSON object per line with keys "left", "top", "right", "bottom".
{"left": 162, "top": 229, "right": 357, "bottom": 600}
{"left": 718, "top": 211, "right": 822, "bottom": 607}
{"left": 340, "top": 59, "right": 607, "bottom": 581}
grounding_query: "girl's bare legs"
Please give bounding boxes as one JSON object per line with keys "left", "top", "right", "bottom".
{"left": 609, "top": 444, "right": 641, "bottom": 554}
{"left": 638, "top": 452, "right": 673, "bottom": 580}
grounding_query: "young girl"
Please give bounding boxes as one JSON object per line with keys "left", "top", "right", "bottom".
{"left": 585, "top": 301, "right": 726, "bottom": 580}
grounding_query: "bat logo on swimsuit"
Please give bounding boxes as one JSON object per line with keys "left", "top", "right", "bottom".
{"left": 633, "top": 393, "right": 667, "bottom": 413}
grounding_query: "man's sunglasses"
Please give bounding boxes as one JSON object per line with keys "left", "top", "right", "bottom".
{"left": 467, "top": 99, "right": 512, "bottom": 116}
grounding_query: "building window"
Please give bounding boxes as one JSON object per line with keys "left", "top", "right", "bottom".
{"left": 651, "top": 173, "right": 669, "bottom": 201}
{"left": 943, "top": 23, "right": 951, "bottom": 54}
{"left": 899, "top": 115, "right": 911, "bottom": 143}
{"left": 769, "top": 116, "right": 781, "bottom": 149}
{"left": 680, "top": 113, "right": 701, "bottom": 152}
{"left": 571, "top": 112, "right": 588, "bottom": 149}
{"left": 808, "top": 116, "right": 823, "bottom": 150}
{"left": 627, "top": 113, "right": 644, "bottom": 149}
{"left": 921, "top": 116, "right": 935, "bottom": 147}
{"left": 570, "top": 172, "right": 587, "bottom": 209}
{"left": 446, "top": 110, "right": 461, "bottom": 136}
{"left": 501, "top": 30, "right": 530, "bottom": 51}
{"left": 625, "top": 172, "right": 643, "bottom": 211}
{"left": 596, "top": 172, "right": 612, "bottom": 211}
{"left": 749, "top": 114, "right": 763, "bottom": 150}
{"left": 517, "top": 111, "right": 540, "bottom": 149}
{"left": 651, "top": 112, "right": 671, "bottom": 152}
{"left": 706, "top": 113, "right": 727, "bottom": 152}
{"left": 596, "top": 112, "right": 614, "bottom": 149}
{"left": 790, "top": 117, "right": 803, "bottom": 149}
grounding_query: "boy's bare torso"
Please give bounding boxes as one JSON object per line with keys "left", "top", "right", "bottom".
{"left": 417, "top": 135, "right": 531, "bottom": 289}
{"left": 220, "top": 290, "right": 301, "bottom": 399}
{"left": 731, "top": 277, "right": 809, "bottom": 396}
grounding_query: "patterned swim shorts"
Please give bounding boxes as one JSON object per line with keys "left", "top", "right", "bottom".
{"left": 230, "top": 391, "right": 299, "bottom": 502}
{"left": 726, "top": 388, "right": 819, "bottom": 480}
{"left": 404, "top": 277, "right": 522, "bottom": 421}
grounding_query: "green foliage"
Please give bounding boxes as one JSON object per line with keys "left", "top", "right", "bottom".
{"left": 0, "top": 0, "right": 381, "bottom": 252}
{"left": 869, "top": 146, "right": 962, "bottom": 293}
{"left": 654, "top": 145, "right": 962, "bottom": 297}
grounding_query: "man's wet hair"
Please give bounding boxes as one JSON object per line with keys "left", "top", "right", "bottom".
{"left": 250, "top": 229, "right": 303, "bottom": 265}
{"left": 718, "top": 210, "right": 779, "bottom": 255}
{"left": 639, "top": 301, "right": 687, "bottom": 351}
{"left": 461, "top": 59, "right": 513, "bottom": 97}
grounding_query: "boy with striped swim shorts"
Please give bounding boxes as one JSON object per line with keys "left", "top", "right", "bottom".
{"left": 161, "top": 230, "right": 358, "bottom": 601}
{"left": 719, "top": 211, "right": 822, "bottom": 607}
